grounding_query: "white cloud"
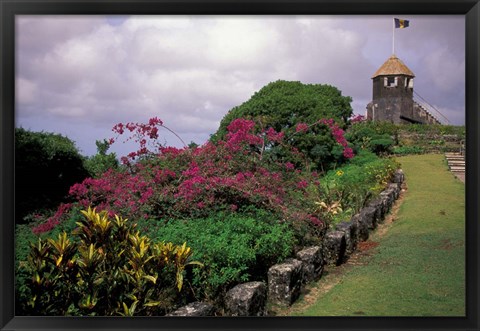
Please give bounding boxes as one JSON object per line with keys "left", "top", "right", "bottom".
{"left": 16, "top": 78, "right": 38, "bottom": 104}
{"left": 48, "top": 106, "right": 87, "bottom": 118}
{"left": 205, "top": 17, "right": 281, "bottom": 69}
{"left": 424, "top": 47, "right": 464, "bottom": 92}
{"left": 123, "top": 16, "right": 194, "bottom": 31}
{"left": 16, "top": 16, "right": 101, "bottom": 55}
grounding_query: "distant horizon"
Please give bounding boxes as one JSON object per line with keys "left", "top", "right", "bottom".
{"left": 16, "top": 15, "right": 465, "bottom": 157}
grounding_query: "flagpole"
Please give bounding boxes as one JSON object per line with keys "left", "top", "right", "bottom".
{"left": 392, "top": 17, "right": 395, "bottom": 54}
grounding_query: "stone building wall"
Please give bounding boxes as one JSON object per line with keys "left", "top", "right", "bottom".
{"left": 367, "top": 97, "right": 414, "bottom": 124}
{"left": 367, "top": 97, "right": 440, "bottom": 125}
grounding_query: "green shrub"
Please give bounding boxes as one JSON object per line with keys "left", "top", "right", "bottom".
{"left": 345, "top": 121, "right": 397, "bottom": 156}
{"left": 315, "top": 153, "right": 399, "bottom": 225}
{"left": 369, "top": 135, "right": 395, "bottom": 155}
{"left": 392, "top": 145, "right": 425, "bottom": 156}
{"left": 17, "top": 207, "right": 202, "bottom": 316}
{"left": 15, "top": 128, "right": 90, "bottom": 223}
{"left": 138, "top": 210, "right": 295, "bottom": 301}
{"left": 348, "top": 150, "right": 379, "bottom": 166}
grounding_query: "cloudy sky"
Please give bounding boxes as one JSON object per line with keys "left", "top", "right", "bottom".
{"left": 16, "top": 15, "right": 465, "bottom": 157}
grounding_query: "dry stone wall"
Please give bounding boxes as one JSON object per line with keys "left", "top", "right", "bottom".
{"left": 168, "top": 169, "right": 405, "bottom": 316}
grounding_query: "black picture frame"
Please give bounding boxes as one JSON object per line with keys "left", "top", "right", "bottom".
{"left": 1, "top": 1, "right": 479, "bottom": 330}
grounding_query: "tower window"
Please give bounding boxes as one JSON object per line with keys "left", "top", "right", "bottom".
{"left": 384, "top": 76, "right": 397, "bottom": 87}
{"left": 405, "top": 78, "right": 414, "bottom": 89}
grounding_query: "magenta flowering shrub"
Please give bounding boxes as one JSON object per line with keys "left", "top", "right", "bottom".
{"left": 350, "top": 114, "right": 366, "bottom": 124}
{"left": 31, "top": 203, "right": 72, "bottom": 235}
{"left": 317, "top": 119, "right": 355, "bottom": 159}
{"left": 33, "top": 117, "right": 356, "bottom": 241}
{"left": 111, "top": 117, "right": 187, "bottom": 165}
{"left": 295, "top": 123, "right": 310, "bottom": 133}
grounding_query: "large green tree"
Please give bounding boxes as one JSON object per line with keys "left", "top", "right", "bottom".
{"left": 212, "top": 80, "right": 354, "bottom": 171}
{"left": 15, "top": 128, "right": 91, "bottom": 223}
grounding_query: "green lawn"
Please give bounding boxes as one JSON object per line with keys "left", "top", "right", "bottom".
{"left": 290, "top": 154, "right": 465, "bottom": 316}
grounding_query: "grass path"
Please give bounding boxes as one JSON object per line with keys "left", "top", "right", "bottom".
{"left": 284, "top": 154, "right": 465, "bottom": 316}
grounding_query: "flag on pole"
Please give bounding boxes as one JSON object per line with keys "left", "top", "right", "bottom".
{"left": 394, "top": 18, "right": 410, "bottom": 28}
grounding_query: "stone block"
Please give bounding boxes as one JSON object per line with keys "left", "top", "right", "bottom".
{"left": 335, "top": 220, "right": 358, "bottom": 257}
{"left": 360, "top": 206, "right": 377, "bottom": 230}
{"left": 352, "top": 213, "right": 369, "bottom": 241}
{"left": 379, "top": 192, "right": 392, "bottom": 214}
{"left": 384, "top": 188, "right": 395, "bottom": 203}
{"left": 388, "top": 183, "right": 400, "bottom": 200}
{"left": 225, "top": 281, "right": 267, "bottom": 316}
{"left": 267, "top": 259, "right": 304, "bottom": 306}
{"left": 323, "top": 231, "right": 346, "bottom": 266}
{"left": 393, "top": 169, "right": 405, "bottom": 188}
{"left": 381, "top": 195, "right": 392, "bottom": 220}
{"left": 368, "top": 199, "right": 384, "bottom": 224}
{"left": 166, "top": 302, "right": 215, "bottom": 316}
{"left": 381, "top": 185, "right": 398, "bottom": 213}
{"left": 296, "top": 246, "right": 324, "bottom": 282}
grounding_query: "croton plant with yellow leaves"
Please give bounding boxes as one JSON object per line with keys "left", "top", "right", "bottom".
{"left": 20, "top": 207, "right": 202, "bottom": 316}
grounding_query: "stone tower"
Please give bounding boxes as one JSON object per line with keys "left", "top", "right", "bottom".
{"left": 366, "top": 54, "right": 414, "bottom": 123}
{"left": 366, "top": 55, "right": 440, "bottom": 124}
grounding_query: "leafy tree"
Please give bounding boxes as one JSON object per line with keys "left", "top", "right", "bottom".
{"left": 84, "top": 139, "right": 119, "bottom": 177}
{"left": 212, "top": 80, "right": 354, "bottom": 171}
{"left": 213, "top": 80, "right": 353, "bottom": 140}
{"left": 15, "top": 128, "right": 90, "bottom": 223}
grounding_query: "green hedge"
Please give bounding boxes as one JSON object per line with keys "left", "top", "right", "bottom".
{"left": 137, "top": 210, "right": 295, "bottom": 300}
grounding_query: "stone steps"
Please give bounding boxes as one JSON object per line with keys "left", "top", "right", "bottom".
{"left": 448, "top": 164, "right": 465, "bottom": 168}
{"left": 445, "top": 153, "right": 465, "bottom": 174}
